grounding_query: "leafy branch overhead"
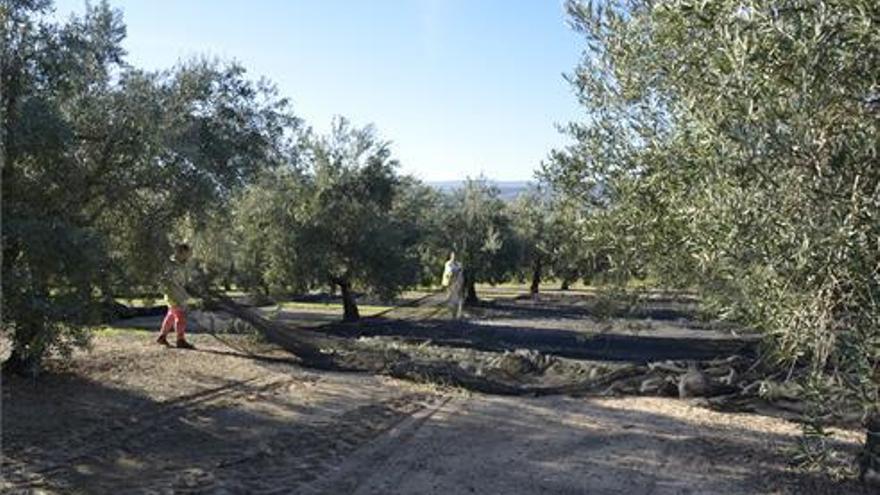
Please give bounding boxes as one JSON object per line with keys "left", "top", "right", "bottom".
{"left": 544, "top": 0, "right": 879, "bottom": 474}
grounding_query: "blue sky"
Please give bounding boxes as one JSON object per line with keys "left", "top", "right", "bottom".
{"left": 52, "top": 1, "right": 584, "bottom": 181}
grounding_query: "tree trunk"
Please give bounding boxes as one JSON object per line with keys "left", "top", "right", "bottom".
{"left": 860, "top": 412, "right": 880, "bottom": 485}
{"left": 3, "top": 336, "right": 39, "bottom": 377}
{"left": 560, "top": 279, "right": 570, "bottom": 291}
{"left": 465, "top": 278, "right": 478, "bottom": 305}
{"left": 3, "top": 350, "right": 30, "bottom": 376}
{"left": 530, "top": 260, "right": 542, "bottom": 296}
{"left": 223, "top": 263, "right": 234, "bottom": 292}
{"left": 339, "top": 280, "right": 360, "bottom": 322}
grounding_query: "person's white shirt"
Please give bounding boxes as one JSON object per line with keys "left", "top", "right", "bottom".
{"left": 442, "top": 259, "right": 462, "bottom": 287}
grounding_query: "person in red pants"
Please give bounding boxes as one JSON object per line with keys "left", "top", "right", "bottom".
{"left": 157, "top": 243, "right": 195, "bottom": 349}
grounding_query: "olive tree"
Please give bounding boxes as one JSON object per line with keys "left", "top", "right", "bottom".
{"left": 510, "top": 189, "right": 548, "bottom": 295}
{"left": 545, "top": 0, "right": 880, "bottom": 473}
{"left": 510, "top": 187, "right": 596, "bottom": 294}
{"left": 230, "top": 119, "right": 424, "bottom": 321}
{"left": 1, "top": 0, "right": 298, "bottom": 372}
{"left": 438, "top": 178, "right": 519, "bottom": 303}
{"left": 393, "top": 176, "right": 446, "bottom": 287}
{"left": 299, "top": 119, "right": 424, "bottom": 320}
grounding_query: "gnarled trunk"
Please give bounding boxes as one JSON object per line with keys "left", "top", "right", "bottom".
{"left": 3, "top": 350, "right": 36, "bottom": 376}
{"left": 338, "top": 280, "right": 359, "bottom": 322}
{"left": 860, "top": 412, "right": 880, "bottom": 486}
{"left": 223, "top": 263, "right": 234, "bottom": 292}
{"left": 530, "top": 260, "right": 542, "bottom": 296}
{"left": 465, "top": 276, "right": 478, "bottom": 305}
{"left": 3, "top": 324, "right": 40, "bottom": 377}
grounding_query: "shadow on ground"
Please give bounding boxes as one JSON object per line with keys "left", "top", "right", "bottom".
{"left": 3, "top": 364, "right": 865, "bottom": 495}
{"left": 2, "top": 357, "right": 432, "bottom": 493}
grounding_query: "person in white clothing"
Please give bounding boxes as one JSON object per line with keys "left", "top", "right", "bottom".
{"left": 442, "top": 252, "right": 464, "bottom": 319}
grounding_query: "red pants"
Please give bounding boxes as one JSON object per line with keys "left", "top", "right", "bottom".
{"left": 159, "top": 306, "right": 186, "bottom": 340}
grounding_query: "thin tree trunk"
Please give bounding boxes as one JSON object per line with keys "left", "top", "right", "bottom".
{"left": 530, "top": 260, "right": 542, "bottom": 296}
{"left": 560, "top": 279, "right": 571, "bottom": 291}
{"left": 860, "top": 412, "right": 880, "bottom": 485}
{"left": 339, "top": 280, "right": 360, "bottom": 322}
{"left": 223, "top": 263, "right": 234, "bottom": 292}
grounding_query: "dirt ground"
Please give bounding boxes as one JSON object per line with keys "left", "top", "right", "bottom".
{"left": 1, "top": 289, "right": 870, "bottom": 494}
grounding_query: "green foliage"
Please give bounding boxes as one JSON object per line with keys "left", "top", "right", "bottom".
{"left": 437, "top": 178, "right": 519, "bottom": 302}
{"left": 392, "top": 176, "right": 446, "bottom": 286}
{"left": 2, "top": 0, "right": 123, "bottom": 371}
{"left": 1, "top": 1, "right": 297, "bottom": 371}
{"left": 545, "top": 0, "right": 880, "bottom": 467}
{"left": 228, "top": 119, "right": 425, "bottom": 320}
{"left": 509, "top": 185, "right": 603, "bottom": 293}
{"left": 509, "top": 187, "right": 550, "bottom": 292}
{"left": 226, "top": 168, "right": 310, "bottom": 294}
{"left": 302, "top": 119, "right": 423, "bottom": 303}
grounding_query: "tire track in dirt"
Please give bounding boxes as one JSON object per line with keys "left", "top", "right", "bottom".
{"left": 9, "top": 388, "right": 445, "bottom": 494}
{"left": 42, "top": 377, "right": 273, "bottom": 472}
{"left": 299, "top": 395, "right": 455, "bottom": 495}
{"left": 153, "top": 392, "right": 443, "bottom": 494}
{"left": 3, "top": 376, "right": 279, "bottom": 492}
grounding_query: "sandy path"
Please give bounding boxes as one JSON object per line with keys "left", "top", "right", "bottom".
{"left": 310, "top": 395, "right": 863, "bottom": 495}
{"left": 2, "top": 334, "right": 444, "bottom": 494}
{"left": 2, "top": 333, "right": 866, "bottom": 494}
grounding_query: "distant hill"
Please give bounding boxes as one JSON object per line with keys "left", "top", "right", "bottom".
{"left": 428, "top": 180, "right": 533, "bottom": 201}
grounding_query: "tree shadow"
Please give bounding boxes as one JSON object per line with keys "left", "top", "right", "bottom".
{"left": 302, "top": 392, "right": 868, "bottom": 494}
{"left": 2, "top": 367, "right": 430, "bottom": 493}
{"left": 191, "top": 346, "right": 302, "bottom": 366}
{"left": 3, "top": 346, "right": 866, "bottom": 494}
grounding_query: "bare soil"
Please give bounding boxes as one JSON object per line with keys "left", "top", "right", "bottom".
{"left": 1, "top": 289, "right": 869, "bottom": 494}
